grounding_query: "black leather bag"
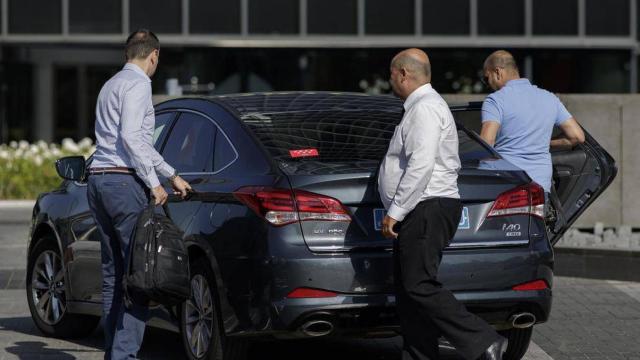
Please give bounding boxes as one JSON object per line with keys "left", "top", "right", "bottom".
{"left": 124, "top": 198, "right": 190, "bottom": 308}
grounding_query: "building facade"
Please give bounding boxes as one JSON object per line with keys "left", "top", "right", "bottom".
{"left": 0, "top": 0, "right": 637, "bottom": 142}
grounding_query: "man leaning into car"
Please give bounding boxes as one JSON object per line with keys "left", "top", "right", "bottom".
{"left": 378, "top": 48, "right": 508, "bottom": 360}
{"left": 480, "top": 50, "right": 585, "bottom": 203}
{"left": 87, "top": 29, "right": 191, "bottom": 359}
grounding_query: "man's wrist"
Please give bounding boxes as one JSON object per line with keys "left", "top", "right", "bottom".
{"left": 387, "top": 204, "right": 407, "bottom": 222}
{"left": 168, "top": 170, "right": 179, "bottom": 182}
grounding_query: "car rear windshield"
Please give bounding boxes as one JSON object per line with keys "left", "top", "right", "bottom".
{"left": 220, "top": 93, "right": 497, "bottom": 175}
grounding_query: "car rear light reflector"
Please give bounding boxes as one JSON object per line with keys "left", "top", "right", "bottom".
{"left": 233, "top": 187, "right": 351, "bottom": 226}
{"left": 512, "top": 279, "right": 549, "bottom": 291}
{"left": 287, "top": 287, "right": 338, "bottom": 299}
{"left": 487, "top": 183, "right": 545, "bottom": 219}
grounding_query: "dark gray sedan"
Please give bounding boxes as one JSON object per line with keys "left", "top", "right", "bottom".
{"left": 26, "top": 92, "right": 616, "bottom": 360}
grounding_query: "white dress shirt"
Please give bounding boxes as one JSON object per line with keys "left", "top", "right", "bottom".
{"left": 91, "top": 63, "right": 175, "bottom": 189}
{"left": 378, "top": 83, "right": 461, "bottom": 222}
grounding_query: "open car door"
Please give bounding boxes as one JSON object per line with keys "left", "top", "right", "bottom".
{"left": 549, "top": 129, "right": 617, "bottom": 244}
{"left": 452, "top": 103, "right": 617, "bottom": 245}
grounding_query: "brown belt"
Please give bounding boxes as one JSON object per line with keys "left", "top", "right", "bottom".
{"left": 88, "top": 167, "right": 136, "bottom": 175}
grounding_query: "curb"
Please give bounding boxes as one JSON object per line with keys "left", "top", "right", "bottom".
{"left": 0, "top": 200, "right": 35, "bottom": 209}
{"left": 555, "top": 246, "right": 640, "bottom": 257}
{"left": 555, "top": 247, "right": 640, "bottom": 282}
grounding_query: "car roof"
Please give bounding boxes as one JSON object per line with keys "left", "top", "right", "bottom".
{"left": 180, "top": 91, "right": 482, "bottom": 117}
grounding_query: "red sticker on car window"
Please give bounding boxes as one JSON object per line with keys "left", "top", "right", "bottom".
{"left": 289, "top": 149, "right": 319, "bottom": 158}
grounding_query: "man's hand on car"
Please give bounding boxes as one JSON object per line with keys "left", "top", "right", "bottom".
{"left": 382, "top": 215, "right": 399, "bottom": 239}
{"left": 171, "top": 176, "right": 193, "bottom": 199}
{"left": 152, "top": 185, "right": 168, "bottom": 205}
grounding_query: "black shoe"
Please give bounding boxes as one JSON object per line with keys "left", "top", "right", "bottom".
{"left": 481, "top": 336, "right": 508, "bottom": 360}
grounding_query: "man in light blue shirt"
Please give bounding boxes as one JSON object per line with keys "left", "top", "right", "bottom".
{"left": 480, "top": 50, "right": 585, "bottom": 195}
{"left": 88, "top": 29, "right": 191, "bottom": 360}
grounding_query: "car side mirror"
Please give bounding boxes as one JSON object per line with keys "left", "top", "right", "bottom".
{"left": 55, "top": 156, "right": 86, "bottom": 182}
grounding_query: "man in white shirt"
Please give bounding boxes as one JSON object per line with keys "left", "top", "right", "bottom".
{"left": 378, "top": 48, "right": 507, "bottom": 360}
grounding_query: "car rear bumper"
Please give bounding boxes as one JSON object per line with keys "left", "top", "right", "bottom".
{"left": 265, "top": 288, "right": 551, "bottom": 339}
{"left": 226, "top": 232, "right": 554, "bottom": 338}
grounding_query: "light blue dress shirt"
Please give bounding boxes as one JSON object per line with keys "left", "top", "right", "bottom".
{"left": 481, "top": 79, "right": 572, "bottom": 193}
{"left": 91, "top": 63, "right": 175, "bottom": 189}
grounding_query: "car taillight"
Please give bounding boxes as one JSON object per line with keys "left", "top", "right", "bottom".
{"left": 286, "top": 287, "right": 338, "bottom": 299}
{"left": 487, "top": 183, "right": 545, "bottom": 219}
{"left": 233, "top": 187, "right": 351, "bottom": 226}
{"left": 512, "top": 279, "right": 549, "bottom": 291}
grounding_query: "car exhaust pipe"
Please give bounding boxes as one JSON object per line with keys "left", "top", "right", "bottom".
{"left": 299, "top": 319, "right": 335, "bottom": 337}
{"left": 510, "top": 312, "right": 536, "bottom": 329}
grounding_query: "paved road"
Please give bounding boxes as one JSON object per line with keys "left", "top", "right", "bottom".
{"left": 2, "top": 206, "right": 639, "bottom": 359}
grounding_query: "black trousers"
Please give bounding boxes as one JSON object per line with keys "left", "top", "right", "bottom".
{"left": 393, "top": 198, "right": 500, "bottom": 360}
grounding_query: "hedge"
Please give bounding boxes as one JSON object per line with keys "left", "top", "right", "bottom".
{"left": 0, "top": 138, "right": 95, "bottom": 199}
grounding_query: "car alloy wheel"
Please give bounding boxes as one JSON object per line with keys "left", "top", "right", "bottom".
{"left": 30, "top": 249, "right": 66, "bottom": 325}
{"left": 184, "top": 274, "right": 215, "bottom": 358}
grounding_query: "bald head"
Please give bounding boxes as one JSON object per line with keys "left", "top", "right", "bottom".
{"left": 391, "top": 48, "right": 431, "bottom": 83}
{"left": 482, "top": 50, "right": 520, "bottom": 91}
{"left": 389, "top": 48, "right": 432, "bottom": 99}
{"left": 484, "top": 50, "right": 519, "bottom": 75}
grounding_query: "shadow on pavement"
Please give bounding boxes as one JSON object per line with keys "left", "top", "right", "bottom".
{"left": 5, "top": 341, "right": 83, "bottom": 359}
{"left": 249, "top": 337, "right": 465, "bottom": 360}
{"left": 0, "top": 316, "right": 461, "bottom": 359}
{"left": 249, "top": 337, "right": 402, "bottom": 360}
{"left": 0, "top": 316, "right": 103, "bottom": 347}
{"left": 0, "top": 316, "right": 186, "bottom": 359}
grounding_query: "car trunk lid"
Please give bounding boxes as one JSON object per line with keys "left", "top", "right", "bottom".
{"left": 285, "top": 158, "right": 533, "bottom": 252}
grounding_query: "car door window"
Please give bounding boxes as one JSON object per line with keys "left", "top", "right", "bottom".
{"left": 454, "top": 109, "right": 482, "bottom": 134}
{"left": 162, "top": 112, "right": 217, "bottom": 173}
{"left": 154, "top": 112, "right": 175, "bottom": 150}
{"left": 213, "top": 130, "right": 238, "bottom": 173}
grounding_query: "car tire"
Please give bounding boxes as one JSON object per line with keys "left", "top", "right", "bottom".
{"left": 498, "top": 326, "right": 533, "bottom": 360}
{"left": 180, "top": 257, "right": 249, "bottom": 360}
{"left": 26, "top": 238, "right": 100, "bottom": 338}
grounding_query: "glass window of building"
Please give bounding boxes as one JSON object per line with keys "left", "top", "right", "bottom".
{"left": 54, "top": 66, "right": 78, "bottom": 142}
{"left": 366, "top": 0, "right": 414, "bottom": 35}
{"left": 308, "top": 0, "right": 357, "bottom": 34}
{"left": 130, "top": 0, "right": 182, "bottom": 34}
{"left": 533, "top": 0, "right": 577, "bottom": 35}
{"left": 9, "top": 0, "right": 61, "bottom": 34}
{"left": 2, "top": 63, "right": 33, "bottom": 142}
{"left": 532, "top": 50, "right": 629, "bottom": 93}
{"left": 190, "top": 0, "right": 241, "bottom": 34}
{"left": 586, "top": 0, "right": 629, "bottom": 36}
{"left": 423, "top": 0, "right": 470, "bottom": 35}
{"left": 249, "top": 0, "right": 299, "bottom": 34}
{"left": 478, "top": 0, "right": 524, "bottom": 35}
{"left": 69, "top": 0, "right": 121, "bottom": 34}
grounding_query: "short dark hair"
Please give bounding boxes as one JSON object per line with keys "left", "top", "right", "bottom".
{"left": 125, "top": 29, "right": 159, "bottom": 60}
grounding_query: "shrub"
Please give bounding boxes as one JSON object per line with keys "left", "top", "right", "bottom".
{"left": 0, "top": 138, "right": 95, "bottom": 199}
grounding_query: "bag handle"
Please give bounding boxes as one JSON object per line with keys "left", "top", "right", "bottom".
{"left": 148, "top": 195, "right": 173, "bottom": 219}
